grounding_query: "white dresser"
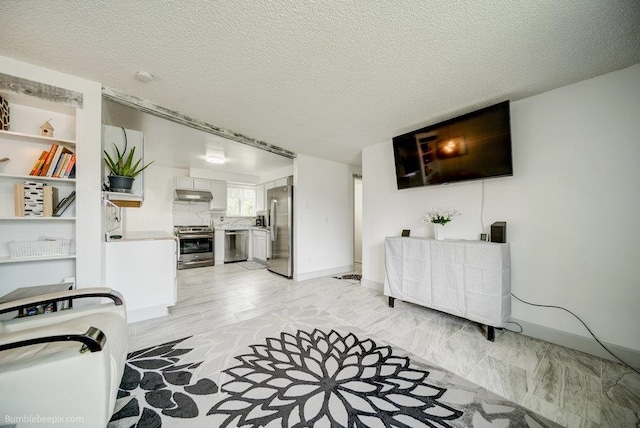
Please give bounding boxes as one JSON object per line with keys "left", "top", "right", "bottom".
{"left": 384, "top": 237, "right": 511, "bottom": 340}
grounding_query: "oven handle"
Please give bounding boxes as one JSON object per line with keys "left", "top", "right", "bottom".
{"left": 178, "top": 234, "right": 214, "bottom": 239}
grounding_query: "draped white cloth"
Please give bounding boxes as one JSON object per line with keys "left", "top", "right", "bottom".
{"left": 384, "top": 237, "right": 511, "bottom": 327}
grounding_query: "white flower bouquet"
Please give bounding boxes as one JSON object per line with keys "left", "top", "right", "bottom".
{"left": 422, "top": 208, "right": 460, "bottom": 225}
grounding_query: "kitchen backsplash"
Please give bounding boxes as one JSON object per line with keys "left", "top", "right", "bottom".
{"left": 212, "top": 217, "right": 255, "bottom": 229}
{"left": 172, "top": 201, "right": 213, "bottom": 226}
{"left": 172, "top": 201, "right": 256, "bottom": 228}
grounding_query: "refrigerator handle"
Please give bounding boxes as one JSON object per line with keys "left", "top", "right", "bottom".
{"left": 270, "top": 199, "right": 277, "bottom": 241}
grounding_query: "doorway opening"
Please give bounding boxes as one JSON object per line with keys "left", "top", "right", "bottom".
{"left": 353, "top": 174, "right": 362, "bottom": 275}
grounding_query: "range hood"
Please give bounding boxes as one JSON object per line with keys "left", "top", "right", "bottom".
{"left": 174, "top": 189, "right": 213, "bottom": 201}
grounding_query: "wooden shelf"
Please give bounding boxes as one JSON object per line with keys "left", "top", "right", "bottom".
{"left": 0, "top": 172, "right": 75, "bottom": 183}
{"left": 0, "top": 254, "right": 76, "bottom": 264}
{"left": 0, "top": 216, "right": 76, "bottom": 221}
{"left": 103, "top": 191, "right": 143, "bottom": 208}
{"left": 0, "top": 129, "right": 76, "bottom": 146}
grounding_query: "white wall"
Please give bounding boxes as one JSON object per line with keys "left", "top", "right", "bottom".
{"left": 190, "top": 167, "right": 259, "bottom": 184}
{"left": 124, "top": 165, "right": 187, "bottom": 232}
{"left": 260, "top": 165, "right": 294, "bottom": 183}
{"left": 362, "top": 64, "right": 640, "bottom": 352}
{"left": 0, "top": 55, "right": 103, "bottom": 288}
{"left": 293, "top": 154, "right": 358, "bottom": 280}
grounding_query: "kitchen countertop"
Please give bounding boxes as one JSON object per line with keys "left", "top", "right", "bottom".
{"left": 215, "top": 226, "right": 269, "bottom": 231}
{"left": 106, "top": 231, "right": 177, "bottom": 242}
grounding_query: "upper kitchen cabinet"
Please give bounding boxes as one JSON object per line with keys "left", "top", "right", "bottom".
{"left": 256, "top": 176, "right": 293, "bottom": 213}
{"left": 210, "top": 179, "right": 227, "bottom": 211}
{"left": 174, "top": 177, "right": 227, "bottom": 211}
{"left": 102, "top": 125, "right": 146, "bottom": 208}
{"left": 175, "top": 177, "right": 210, "bottom": 191}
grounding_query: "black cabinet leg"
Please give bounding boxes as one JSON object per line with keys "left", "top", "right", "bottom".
{"left": 388, "top": 297, "right": 395, "bottom": 308}
{"left": 487, "top": 325, "right": 495, "bottom": 342}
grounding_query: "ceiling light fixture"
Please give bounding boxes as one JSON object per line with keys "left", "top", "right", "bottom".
{"left": 135, "top": 71, "right": 154, "bottom": 82}
{"left": 206, "top": 154, "right": 225, "bottom": 164}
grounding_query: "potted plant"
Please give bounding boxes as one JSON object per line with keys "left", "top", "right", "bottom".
{"left": 104, "top": 143, "right": 154, "bottom": 193}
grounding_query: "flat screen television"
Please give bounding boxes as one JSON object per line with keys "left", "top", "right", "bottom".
{"left": 392, "top": 101, "right": 512, "bottom": 189}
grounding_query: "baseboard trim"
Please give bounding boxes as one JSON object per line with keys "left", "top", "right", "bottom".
{"left": 127, "top": 305, "right": 169, "bottom": 323}
{"left": 361, "top": 278, "right": 383, "bottom": 292}
{"left": 512, "top": 318, "right": 640, "bottom": 369}
{"left": 294, "top": 265, "right": 354, "bottom": 282}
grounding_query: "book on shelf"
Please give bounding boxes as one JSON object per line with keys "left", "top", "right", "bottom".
{"left": 38, "top": 144, "right": 58, "bottom": 176}
{"left": 53, "top": 153, "right": 70, "bottom": 177}
{"left": 63, "top": 154, "right": 76, "bottom": 178}
{"left": 53, "top": 190, "right": 75, "bottom": 217}
{"left": 29, "top": 150, "right": 48, "bottom": 175}
{"left": 46, "top": 146, "right": 73, "bottom": 177}
{"left": 29, "top": 144, "right": 75, "bottom": 177}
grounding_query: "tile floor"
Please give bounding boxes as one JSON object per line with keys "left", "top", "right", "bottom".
{"left": 128, "top": 263, "right": 640, "bottom": 427}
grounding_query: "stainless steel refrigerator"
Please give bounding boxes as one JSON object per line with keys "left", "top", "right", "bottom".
{"left": 267, "top": 184, "right": 293, "bottom": 278}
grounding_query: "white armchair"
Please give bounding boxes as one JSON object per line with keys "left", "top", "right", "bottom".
{"left": 0, "top": 287, "right": 128, "bottom": 427}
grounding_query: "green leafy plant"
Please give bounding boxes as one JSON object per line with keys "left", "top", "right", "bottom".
{"left": 103, "top": 143, "right": 153, "bottom": 178}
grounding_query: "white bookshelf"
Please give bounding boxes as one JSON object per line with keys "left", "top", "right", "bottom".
{"left": 0, "top": 93, "right": 77, "bottom": 284}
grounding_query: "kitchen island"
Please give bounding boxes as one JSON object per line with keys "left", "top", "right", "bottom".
{"left": 105, "top": 231, "right": 177, "bottom": 322}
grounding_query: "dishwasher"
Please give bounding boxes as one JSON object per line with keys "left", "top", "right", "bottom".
{"left": 224, "top": 229, "right": 249, "bottom": 262}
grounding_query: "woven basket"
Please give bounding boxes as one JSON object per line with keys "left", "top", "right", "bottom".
{"left": 8, "top": 239, "right": 71, "bottom": 258}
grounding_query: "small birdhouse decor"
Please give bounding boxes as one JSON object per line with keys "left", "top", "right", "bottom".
{"left": 40, "top": 120, "right": 54, "bottom": 137}
{"left": 0, "top": 96, "right": 9, "bottom": 131}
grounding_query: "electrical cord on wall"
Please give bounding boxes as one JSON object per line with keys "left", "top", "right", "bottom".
{"left": 512, "top": 292, "right": 640, "bottom": 375}
{"left": 479, "top": 179, "right": 486, "bottom": 233}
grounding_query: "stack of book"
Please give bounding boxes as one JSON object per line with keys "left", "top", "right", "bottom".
{"left": 14, "top": 181, "right": 58, "bottom": 217}
{"left": 29, "top": 144, "right": 76, "bottom": 178}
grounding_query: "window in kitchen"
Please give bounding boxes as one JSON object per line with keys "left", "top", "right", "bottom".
{"left": 227, "top": 184, "right": 256, "bottom": 217}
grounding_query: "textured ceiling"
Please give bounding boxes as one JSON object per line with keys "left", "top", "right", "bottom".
{"left": 1, "top": 1, "right": 639, "bottom": 167}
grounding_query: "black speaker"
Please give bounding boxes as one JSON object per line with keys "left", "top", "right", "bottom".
{"left": 490, "top": 222, "right": 507, "bottom": 243}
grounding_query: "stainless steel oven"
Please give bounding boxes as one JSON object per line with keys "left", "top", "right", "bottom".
{"left": 174, "top": 226, "right": 214, "bottom": 269}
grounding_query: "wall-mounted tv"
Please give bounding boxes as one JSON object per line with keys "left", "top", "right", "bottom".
{"left": 392, "top": 101, "right": 512, "bottom": 189}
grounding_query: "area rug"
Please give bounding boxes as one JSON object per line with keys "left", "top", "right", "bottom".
{"left": 108, "top": 306, "right": 559, "bottom": 427}
{"left": 236, "top": 261, "right": 267, "bottom": 270}
{"left": 334, "top": 273, "right": 362, "bottom": 284}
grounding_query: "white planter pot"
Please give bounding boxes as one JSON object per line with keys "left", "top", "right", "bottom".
{"left": 433, "top": 223, "right": 445, "bottom": 240}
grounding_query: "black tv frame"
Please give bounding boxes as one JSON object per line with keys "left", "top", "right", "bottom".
{"left": 392, "top": 101, "right": 513, "bottom": 190}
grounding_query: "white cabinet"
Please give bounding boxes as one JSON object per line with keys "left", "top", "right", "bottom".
{"left": 0, "top": 93, "right": 77, "bottom": 293}
{"left": 274, "top": 177, "right": 289, "bottom": 187}
{"left": 252, "top": 229, "right": 267, "bottom": 263}
{"left": 210, "top": 179, "right": 227, "bottom": 211}
{"left": 257, "top": 176, "right": 292, "bottom": 213}
{"left": 193, "top": 178, "right": 211, "bottom": 191}
{"left": 105, "top": 238, "right": 177, "bottom": 323}
{"left": 175, "top": 177, "right": 210, "bottom": 191}
{"left": 384, "top": 237, "right": 511, "bottom": 333}
{"left": 174, "top": 177, "right": 227, "bottom": 211}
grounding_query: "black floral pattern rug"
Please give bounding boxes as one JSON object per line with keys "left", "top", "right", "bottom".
{"left": 109, "top": 306, "right": 559, "bottom": 427}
